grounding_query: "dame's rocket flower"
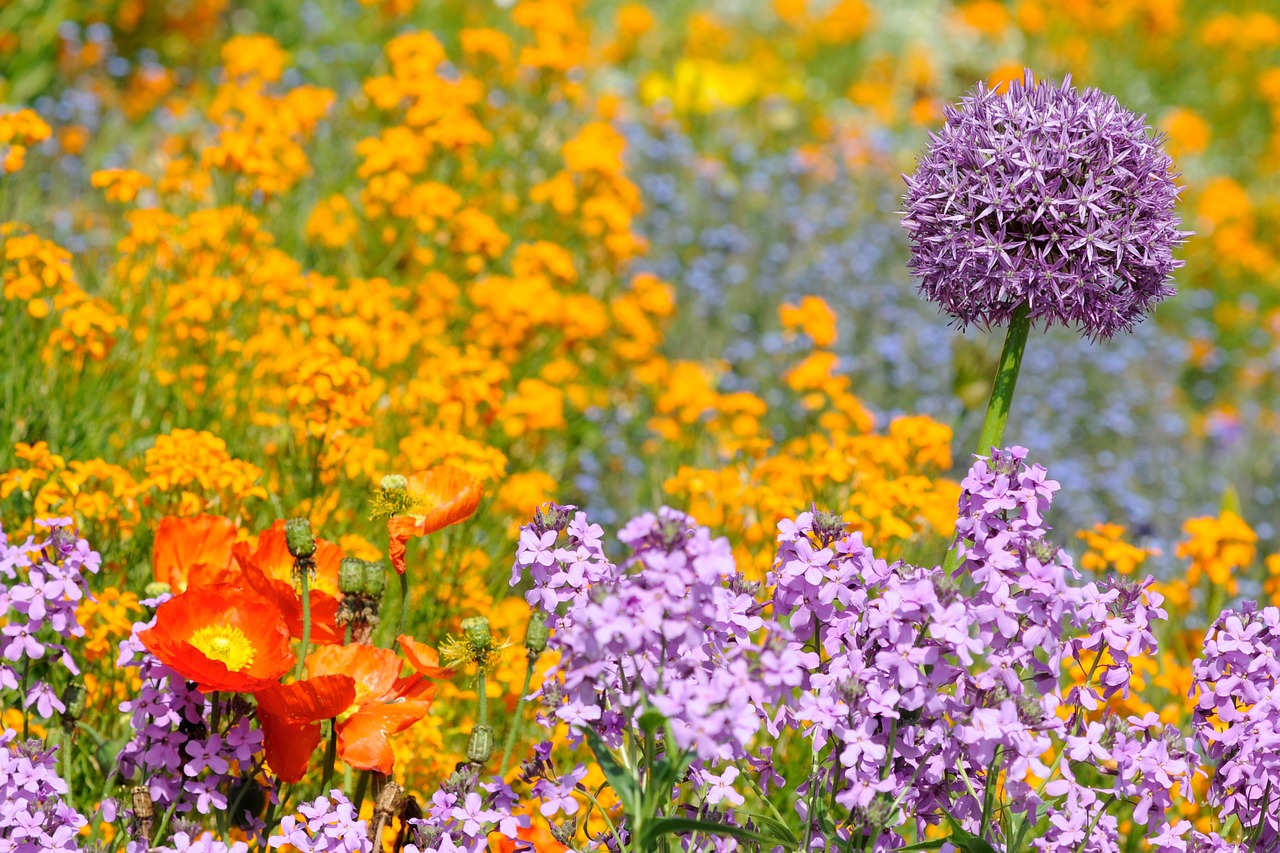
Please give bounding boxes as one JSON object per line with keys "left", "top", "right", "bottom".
{"left": 902, "top": 70, "right": 1186, "bottom": 339}
{"left": 139, "top": 585, "right": 295, "bottom": 693}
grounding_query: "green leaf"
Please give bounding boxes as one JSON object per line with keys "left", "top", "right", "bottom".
{"left": 941, "top": 812, "right": 1003, "bottom": 853}
{"left": 638, "top": 709, "right": 665, "bottom": 736}
{"left": 732, "top": 810, "right": 800, "bottom": 848}
{"left": 641, "top": 816, "right": 784, "bottom": 848}
{"left": 896, "top": 840, "right": 950, "bottom": 852}
{"left": 583, "top": 728, "right": 641, "bottom": 817}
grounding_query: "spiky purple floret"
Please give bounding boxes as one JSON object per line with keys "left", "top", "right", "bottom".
{"left": 901, "top": 70, "right": 1187, "bottom": 339}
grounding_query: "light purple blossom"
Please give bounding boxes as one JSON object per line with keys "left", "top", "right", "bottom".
{"left": 902, "top": 70, "right": 1187, "bottom": 339}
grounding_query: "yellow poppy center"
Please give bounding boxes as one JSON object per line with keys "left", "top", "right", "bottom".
{"left": 190, "top": 625, "right": 255, "bottom": 672}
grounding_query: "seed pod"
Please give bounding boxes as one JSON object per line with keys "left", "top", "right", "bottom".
{"left": 361, "top": 560, "right": 387, "bottom": 599}
{"left": 143, "top": 581, "right": 171, "bottom": 599}
{"left": 466, "top": 724, "right": 494, "bottom": 764}
{"left": 524, "top": 610, "right": 549, "bottom": 654}
{"left": 339, "top": 558, "right": 366, "bottom": 596}
{"left": 461, "top": 616, "right": 491, "bottom": 650}
{"left": 61, "top": 679, "right": 87, "bottom": 729}
{"left": 380, "top": 474, "right": 408, "bottom": 491}
{"left": 284, "top": 518, "right": 316, "bottom": 559}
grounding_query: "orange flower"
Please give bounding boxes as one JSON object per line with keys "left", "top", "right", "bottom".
{"left": 256, "top": 674, "right": 356, "bottom": 782}
{"left": 233, "top": 520, "right": 346, "bottom": 644}
{"left": 387, "top": 466, "right": 482, "bottom": 575}
{"left": 139, "top": 586, "right": 294, "bottom": 693}
{"left": 153, "top": 515, "right": 239, "bottom": 593}
{"left": 310, "top": 641, "right": 443, "bottom": 772}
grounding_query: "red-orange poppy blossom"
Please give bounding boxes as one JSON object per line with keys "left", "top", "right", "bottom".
{"left": 387, "top": 466, "right": 482, "bottom": 575}
{"left": 255, "top": 674, "right": 356, "bottom": 783}
{"left": 152, "top": 515, "right": 239, "bottom": 593}
{"left": 315, "top": 642, "right": 438, "bottom": 773}
{"left": 232, "top": 520, "right": 346, "bottom": 644}
{"left": 139, "top": 585, "right": 295, "bottom": 693}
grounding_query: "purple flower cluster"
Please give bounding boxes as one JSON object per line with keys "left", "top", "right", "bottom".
{"left": 901, "top": 71, "right": 1186, "bottom": 339}
{"left": 0, "top": 728, "right": 87, "bottom": 852}
{"left": 266, "top": 790, "right": 370, "bottom": 853}
{"left": 513, "top": 505, "right": 806, "bottom": 768}
{"left": 771, "top": 447, "right": 1193, "bottom": 848}
{"left": 116, "top": 606, "right": 264, "bottom": 829}
{"left": 1189, "top": 603, "right": 1280, "bottom": 848}
{"left": 403, "top": 772, "right": 525, "bottom": 853}
{"left": 0, "top": 518, "right": 100, "bottom": 720}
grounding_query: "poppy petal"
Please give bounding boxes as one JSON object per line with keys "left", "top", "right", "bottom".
{"left": 397, "top": 635, "right": 454, "bottom": 678}
{"left": 335, "top": 700, "right": 432, "bottom": 773}
{"left": 259, "top": 712, "right": 322, "bottom": 784}
{"left": 256, "top": 674, "right": 356, "bottom": 723}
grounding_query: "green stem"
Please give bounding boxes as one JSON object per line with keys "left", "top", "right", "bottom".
{"left": 19, "top": 657, "right": 30, "bottom": 739}
{"left": 353, "top": 771, "right": 370, "bottom": 813}
{"left": 499, "top": 652, "right": 537, "bottom": 777}
{"left": 152, "top": 797, "right": 181, "bottom": 846}
{"left": 477, "top": 669, "right": 488, "bottom": 729}
{"left": 944, "top": 307, "right": 1032, "bottom": 573}
{"left": 1071, "top": 795, "right": 1116, "bottom": 853}
{"left": 296, "top": 569, "right": 312, "bottom": 679}
{"left": 396, "top": 570, "right": 410, "bottom": 638}
{"left": 321, "top": 719, "right": 339, "bottom": 791}
{"left": 209, "top": 691, "right": 221, "bottom": 736}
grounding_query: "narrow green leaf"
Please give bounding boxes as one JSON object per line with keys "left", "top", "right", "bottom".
{"left": 583, "top": 728, "right": 641, "bottom": 817}
{"left": 642, "top": 816, "right": 784, "bottom": 848}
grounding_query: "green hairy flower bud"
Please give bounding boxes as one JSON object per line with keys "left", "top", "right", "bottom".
{"left": 284, "top": 517, "right": 316, "bottom": 559}
{"left": 524, "top": 610, "right": 549, "bottom": 654}
{"left": 466, "top": 724, "right": 494, "bottom": 764}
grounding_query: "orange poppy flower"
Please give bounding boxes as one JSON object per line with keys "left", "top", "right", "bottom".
{"left": 139, "top": 585, "right": 294, "bottom": 693}
{"left": 300, "top": 640, "right": 445, "bottom": 773}
{"left": 255, "top": 674, "right": 356, "bottom": 783}
{"left": 153, "top": 515, "right": 239, "bottom": 593}
{"left": 397, "top": 634, "right": 454, "bottom": 678}
{"left": 232, "top": 520, "right": 346, "bottom": 644}
{"left": 387, "top": 467, "right": 482, "bottom": 575}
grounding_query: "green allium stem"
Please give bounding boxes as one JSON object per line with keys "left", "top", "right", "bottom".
{"left": 499, "top": 652, "right": 537, "bottom": 777}
{"left": 944, "top": 307, "right": 1032, "bottom": 574}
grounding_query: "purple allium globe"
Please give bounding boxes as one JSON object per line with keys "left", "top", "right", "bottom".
{"left": 902, "top": 70, "right": 1187, "bottom": 339}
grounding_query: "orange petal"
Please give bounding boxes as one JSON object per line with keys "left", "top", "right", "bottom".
{"left": 397, "top": 635, "right": 454, "bottom": 678}
{"left": 153, "top": 515, "right": 237, "bottom": 593}
{"left": 256, "top": 674, "right": 356, "bottom": 723}
{"left": 259, "top": 712, "right": 322, "bottom": 784}
{"left": 335, "top": 700, "right": 431, "bottom": 773}
{"left": 306, "top": 644, "right": 400, "bottom": 700}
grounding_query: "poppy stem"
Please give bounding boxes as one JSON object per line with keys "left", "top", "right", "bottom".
{"left": 209, "top": 691, "right": 221, "bottom": 736}
{"left": 499, "top": 652, "right": 537, "bottom": 777}
{"left": 943, "top": 306, "right": 1032, "bottom": 575}
{"left": 321, "top": 718, "right": 338, "bottom": 791}
{"left": 396, "top": 570, "right": 410, "bottom": 638}
{"left": 353, "top": 770, "right": 370, "bottom": 813}
{"left": 296, "top": 567, "right": 312, "bottom": 679}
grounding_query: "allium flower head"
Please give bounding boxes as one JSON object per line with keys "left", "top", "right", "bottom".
{"left": 902, "top": 70, "right": 1186, "bottom": 339}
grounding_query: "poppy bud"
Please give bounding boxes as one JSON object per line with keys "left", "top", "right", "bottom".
{"left": 284, "top": 518, "right": 316, "bottom": 559}
{"left": 524, "top": 610, "right": 549, "bottom": 654}
{"left": 461, "top": 616, "right": 491, "bottom": 651}
{"left": 61, "top": 679, "right": 87, "bottom": 730}
{"left": 466, "top": 724, "right": 494, "bottom": 764}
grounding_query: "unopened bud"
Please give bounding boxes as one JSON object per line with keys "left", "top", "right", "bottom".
{"left": 61, "top": 679, "right": 87, "bottom": 729}
{"left": 524, "top": 610, "right": 549, "bottom": 654}
{"left": 284, "top": 518, "right": 316, "bottom": 559}
{"left": 462, "top": 616, "right": 491, "bottom": 651}
{"left": 467, "top": 724, "right": 494, "bottom": 764}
